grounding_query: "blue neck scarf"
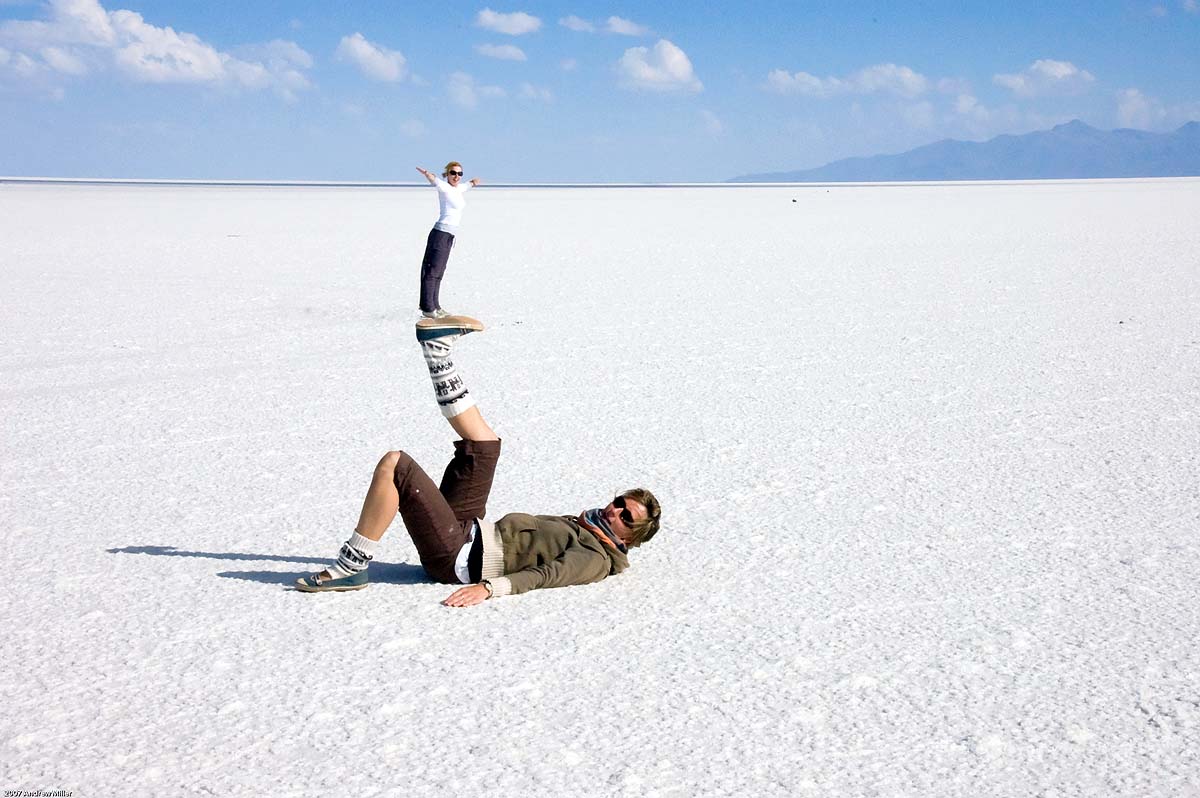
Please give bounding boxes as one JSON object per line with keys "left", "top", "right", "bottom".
{"left": 581, "top": 507, "right": 627, "bottom": 553}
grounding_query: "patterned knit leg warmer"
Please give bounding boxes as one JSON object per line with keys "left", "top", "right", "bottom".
{"left": 420, "top": 333, "right": 476, "bottom": 418}
{"left": 324, "top": 531, "right": 379, "bottom": 580}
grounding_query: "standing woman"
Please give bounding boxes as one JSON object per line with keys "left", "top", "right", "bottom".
{"left": 415, "top": 162, "right": 481, "bottom": 318}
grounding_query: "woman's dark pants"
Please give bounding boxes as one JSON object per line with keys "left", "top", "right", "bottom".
{"left": 419, "top": 228, "right": 455, "bottom": 312}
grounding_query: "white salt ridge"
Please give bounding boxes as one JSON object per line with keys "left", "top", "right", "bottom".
{"left": 1, "top": 180, "right": 1199, "bottom": 795}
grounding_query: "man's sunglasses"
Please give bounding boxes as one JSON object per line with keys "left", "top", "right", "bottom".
{"left": 446, "top": 170, "right": 464, "bottom": 176}
{"left": 613, "top": 495, "right": 636, "bottom": 527}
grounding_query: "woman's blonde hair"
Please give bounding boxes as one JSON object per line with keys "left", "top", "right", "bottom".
{"left": 621, "top": 488, "right": 662, "bottom": 547}
{"left": 443, "top": 161, "right": 463, "bottom": 177}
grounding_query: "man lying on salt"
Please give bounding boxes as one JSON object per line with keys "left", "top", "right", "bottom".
{"left": 296, "top": 315, "right": 662, "bottom": 607}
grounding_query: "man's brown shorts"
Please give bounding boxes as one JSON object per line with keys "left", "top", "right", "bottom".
{"left": 392, "top": 439, "right": 501, "bottom": 583}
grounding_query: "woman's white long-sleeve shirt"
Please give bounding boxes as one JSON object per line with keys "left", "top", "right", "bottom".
{"left": 432, "top": 178, "right": 472, "bottom": 233}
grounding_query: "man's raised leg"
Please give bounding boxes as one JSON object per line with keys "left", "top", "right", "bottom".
{"left": 418, "top": 323, "right": 502, "bottom": 577}
{"left": 446, "top": 406, "right": 498, "bottom": 442}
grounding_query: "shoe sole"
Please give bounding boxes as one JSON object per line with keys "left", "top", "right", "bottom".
{"left": 415, "top": 315, "right": 485, "bottom": 332}
{"left": 294, "top": 580, "right": 369, "bottom": 593}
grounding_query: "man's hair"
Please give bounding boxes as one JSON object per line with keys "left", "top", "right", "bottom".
{"left": 443, "top": 161, "right": 463, "bottom": 176}
{"left": 621, "top": 488, "right": 661, "bottom": 547}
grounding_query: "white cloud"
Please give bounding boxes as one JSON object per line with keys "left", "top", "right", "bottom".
{"left": 447, "top": 70, "right": 505, "bottom": 109}
{"left": 1186, "top": 0, "right": 1199, "bottom": 12}
{"left": 244, "top": 39, "right": 312, "bottom": 70}
{"left": 447, "top": 71, "right": 478, "bottom": 108}
{"left": 399, "top": 119, "right": 426, "bottom": 137}
{"left": 1113, "top": 88, "right": 1199, "bottom": 130}
{"left": 767, "top": 63, "right": 928, "bottom": 99}
{"left": 902, "top": 100, "right": 935, "bottom": 129}
{"left": 235, "top": 39, "right": 312, "bottom": 97}
{"left": 766, "top": 69, "right": 824, "bottom": 95}
{"left": 955, "top": 93, "right": 981, "bottom": 116}
{"left": 0, "top": 0, "right": 116, "bottom": 49}
{"left": 559, "top": 15, "right": 594, "bottom": 32}
{"left": 855, "top": 64, "right": 928, "bottom": 97}
{"left": 0, "top": 0, "right": 312, "bottom": 95}
{"left": 1151, "top": 4, "right": 1169, "bottom": 16}
{"left": 108, "top": 10, "right": 230, "bottom": 83}
{"left": 949, "top": 93, "right": 1023, "bottom": 135}
{"left": 700, "top": 109, "right": 723, "bottom": 135}
{"left": 40, "top": 44, "right": 87, "bottom": 74}
{"left": 475, "top": 8, "right": 541, "bottom": 35}
{"left": 993, "top": 59, "right": 1094, "bottom": 98}
{"left": 560, "top": 14, "right": 650, "bottom": 35}
{"left": 937, "top": 77, "right": 971, "bottom": 95}
{"left": 1117, "top": 88, "right": 1157, "bottom": 128}
{"left": 336, "top": 32, "right": 406, "bottom": 82}
{"left": 605, "top": 16, "right": 649, "bottom": 35}
{"left": 518, "top": 82, "right": 552, "bottom": 101}
{"left": 560, "top": 57, "right": 577, "bottom": 71}
{"left": 475, "top": 43, "right": 526, "bottom": 61}
{"left": 617, "top": 39, "right": 701, "bottom": 93}
{"left": 0, "top": 45, "right": 39, "bottom": 77}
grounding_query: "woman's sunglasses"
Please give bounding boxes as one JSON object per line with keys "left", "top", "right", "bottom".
{"left": 613, "top": 495, "right": 636, "bottom": 526}
{"left": 446, "top": 170, "right": 464, "bottom": 177}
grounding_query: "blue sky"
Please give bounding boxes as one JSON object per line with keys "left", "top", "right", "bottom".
{"left": 2, "top": 0, "right": 1197, "bottom": 181}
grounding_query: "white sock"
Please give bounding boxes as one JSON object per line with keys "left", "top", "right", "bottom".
{"left": 325, "top": 531, "right": 379, "bottom": 579}
{"left": 420, "top": 334, "right": 476, "bottom": 418}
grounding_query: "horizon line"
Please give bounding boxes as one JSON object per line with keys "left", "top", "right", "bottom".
{"left": 4, "top": 176, "right": 1198, "bottom": 189}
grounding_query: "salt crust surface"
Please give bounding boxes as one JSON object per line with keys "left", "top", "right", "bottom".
{"left": 1, "top": 181, "right": 1199, "bottom": 796}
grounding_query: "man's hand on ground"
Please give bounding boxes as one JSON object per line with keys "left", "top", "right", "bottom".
{"left": 442, "top": 584, "right": 490, "bottom": 607}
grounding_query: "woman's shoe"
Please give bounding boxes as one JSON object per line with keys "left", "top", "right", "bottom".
{"left": 415, "top": 314, "right": 485, "bottom": 340}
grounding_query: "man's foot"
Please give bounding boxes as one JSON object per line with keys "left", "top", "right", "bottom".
{"left": 421, "top": 308, "right": 451, "bottom": 319}
{"left": 415, "top": 314, "right": 486, "bottom": 341}
{"left": 295, "top": 569, "right": 369, "bottom": 593}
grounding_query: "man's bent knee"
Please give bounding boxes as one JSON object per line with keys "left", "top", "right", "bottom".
{"left": 378, "top": 450, "right": 406, "bottom": 474}
{"left": 384, "top": 451, "right": 424, "bottom": 486}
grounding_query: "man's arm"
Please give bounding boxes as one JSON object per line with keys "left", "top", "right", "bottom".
{"left": 495, "top": 546, "right": 610, "bottom": 596}
{"left": 442, "top": 544, "right": 609, "bottom": 607}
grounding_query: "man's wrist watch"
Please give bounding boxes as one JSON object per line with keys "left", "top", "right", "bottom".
{"left": 481, "top": 580, "right": 494, "bottom": 599}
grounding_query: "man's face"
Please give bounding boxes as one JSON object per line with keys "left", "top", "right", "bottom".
{"left": 605, "top": 495, "right": 648, "bottom": 545}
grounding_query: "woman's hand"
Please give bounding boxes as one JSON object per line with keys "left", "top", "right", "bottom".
{"left": 469, "top": 177, "right": 482, "bottom": 187}
{"left": 416, "top": 167, "right": 436, "bottom": 184}
{"left": 442, "top": 583, "right": 490, "bottom": 607}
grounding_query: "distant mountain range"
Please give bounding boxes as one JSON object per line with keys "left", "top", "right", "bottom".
{"left": 728, "top": 120, "right": 1200, "bottom": 182}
